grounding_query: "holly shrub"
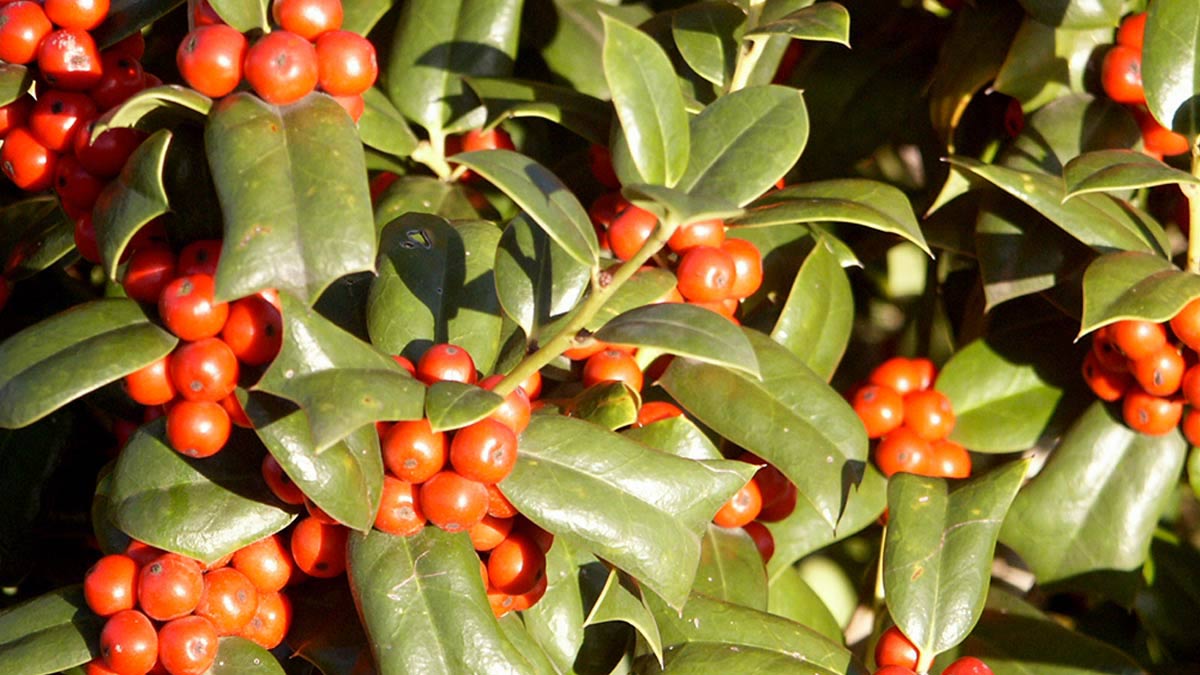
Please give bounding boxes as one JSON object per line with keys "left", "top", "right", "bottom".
{"left": 2, "top": 0, "right": 1200, "bottom": 674}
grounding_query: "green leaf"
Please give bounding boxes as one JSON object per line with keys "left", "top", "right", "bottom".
{"left": 648, "top": 592, "right": 865, "bottom": 675}
{"left": 675, "top": 86, "right": 807, "bottom": 207}
{"left": 1136, "top": 537, "right": 1200, "bottom": 663}
{"left": 584, "top": 569, "right": 663, "bottom": 666}
{"left": 347, "top": 527, "right": 535, "bottom": 675}
{"left": 206, "top": 0, "right": 268, "bottom": 32}
{"left": 452, "top": 150, "right": 599, "bottom": 266}
{"left": 0, "top": 197, "right": 74, "bottom": 281}
{"left": 771, "top": 234, "right": 853, "bottom": 381}
{"left": 92, "top": 85, "right": 212, "bottom": 136}
{"left": 1144, "top": 4, "right": 1200, "bottom": 136}
{"left": 634, "top": 642, "right": 850, "bottom": 674}
{"left": 494, "top": 214, "right": 590, "bottom": 338}
{"left": 994, "top": 20, "right": 1112, "bottom": 110}
{"left": 672, "top": 1, "right": 745, "bottom": 88}
{"left": 537, "top": 0, "right": 653, "bottom": 100}
{"left": 0, "top": 299, "right": 175, "bottom": 429}
{"left": 384, "top": 0, "right": 521, "bottom": 135}
{"left": 581, "top": 267, "right": 679, "bottom": 333}
{"left": 109, "top": 419, "right": 295, "bottom": 565}
{"left": 425, "top": 381, "right": 503, "bottom": 433}
{"left": 602, "top": 16, "right": 690, "bottom": 187}
{"left": 569, "top": 381, "right": 640, "bottom": 431}
{"left": 245, "top": 393, "right": 382, "bottom": 532}
{"left": 747, "top": 3, "right": 852, "bottom": 47}
{"left": 93, "top": 0, "right": 184, "bottom": 48}
{"left": 1000, "top": 401, "right": 1188, "bottom": 584}
{"left": 205, "top": 92, "right": 375, "bottom": 305}
{"left": 1079, "top": 251, "right": 1200, "bottom": 337}
{"left": 947, "top": 156, "right": 1167, "bottom": 256}
{"left": 1063, "top": 150, "right": 1200, "bottom": 199}
{"left": 496, "top": 615, "right": 559, "bottom": 675}
{"left": 209, "top": 637, "right": 285, "bottom": 675}
{"left": 367, "top": 215, "right": 504, "bottom": 371}
{"left": 359, "top": 87, "right": 420, "bottom": 159}
{"left": 0, "top": 64, "right": 31, "bottom": 106}
{"left": 0, "top": 587, "right": 101, "bottom": 675}
{"left": 767, "top": 566, "right": 843, "bottom": 644}
{"left": 0, "top": 411, "right": 73, "bottom": 577}
{"left": 661, "top": 330, "right": 868, "bottom": 531}
{"left": 937, "top": 322, "right": 1086, "bottom": 453}
{"left": 595, "top": 303, "right": 759, "bottom": 378}
{"left": 92, "top": 463, "right": 131, "bottom": 556}
{"left": 999, "top": 94, "right": 1141, "bottom": 175}
{"left": 374, "top": 175, "right": 487, "bottom": 225}
{"left": 502, "top": 414, "right": 756, "bottom": 609}
{"left": 255, "top": 292, "right": 425, "bottom": 451}
{"left": 622, "top": 183, "right": 743, "bottom": 228}
{"left": 624, "top": 415, "right": 722, "bottom": 461}
{"left": 342, "top": 0, "right": 394, "bottom": 35}
{"left": 884, "top": 462, "right": 1028, "bottom": 659}
{"left": 1015, "top": 0, "right": 1120, "bottom": 29}
{"left": 92, "top": 129, "right": 171, "bottom": 280}
{"left": 733, "top": 179, "right": 929, "bottom": 255}
{"left": 765, "top": 464, "right": 885, "bottom": 574}
{"left": 695, "top": 525, "right": 768, "bottom": 610}
{"left": 465, "top": 77, "right": 612, "bottom": 145}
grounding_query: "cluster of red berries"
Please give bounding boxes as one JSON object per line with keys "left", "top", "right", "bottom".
{"left": 1082, "top": 301, "right": 1200, "bottom": 439}
{"left": 82, "top": 535, "right": 295, "bottom": 675}
{"left": 120, "top": 239, "right": 283, "bottom": 458}
{"left": 849, "top": 357, "right": 972, "bottom": 480}
{"left": 712, "top": 451, "right": 799, "bottom": 563}
{"left": 874, "top": 626, "right": 993, "bottom": 675}
{"left": 1100, "top": 12, "right": 1190, "bottom": 159}
{"left": 0, "top": 0, "right": 153, "bottom": 238}
{"left": 178, "top": 0, "right": 377, "bottom": 118}
{"left": 587, "top": 148, "right": 764, "bottom": 323}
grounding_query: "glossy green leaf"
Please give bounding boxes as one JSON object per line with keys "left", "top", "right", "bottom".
{"left": 208, "top": 637, "right": 285, "bottom": 675}
{"left": 0, "top": 299, "right": 175, "bottom": 429}
{"left": 0, "top": 586, "right": 101, "bottom": 675}
{"left": 494, "top": 214, "right": 590, "bottom": 338}
{"left": 581, "top": 267, "right": 678, "bottom": 332}
{"left": 367, "top": 215, "right": 504, "bottom": 371}
{"left": 496, "top": 615, "right": 559, "bottom": 675}
{"left": 624, "top": 415, "right": 722, "bottom": 461}
{"left": 635, "top": 642, "right": 849, "bottom": 674}
{"left": 522, "top": 541, "right": 631, "bottom": 675}
{"left": 1015, "top": 0, "right": 1120, "bottom": 29}
{"left": 884, "top": 461, "right": 1028, "bottom": 659}
{"left": 207, "top": 0, "right": 268, "bottom": 31}
{"left": 672, "top": 2, "right": 745, "bottom": 88}
{"left": 502, "top": 415, "right": 755, "bottom": 609}
{"left": 622, "top": 183, "right": 743, "bottom": 228}
{"left": 648, "top": 592, "right": 864, "bottom": 675}
{"left": 465, "top": 77, "right": 612, "bottom": 145}
{"left": 1079, "top": 251, "right": 1200, "bottom": 336}
{"left": 93, "top": 462, "right": 132, "bottom": 556}
{"left": 771, "top": 235, "right": 853, "bottom": 381}
{"left": 1000, "top": 401, "right": 1188, "bottom": 584}
{"left": 999, "top": 94, "right": 1141, "bottom": 175}
{"left": 595, "top": 303, "right": 759, "bottom": 378}
{"left": 425, "top": 381, "right": 503, "bottom": 433}
{"left": 767, "top": 566, "right": 843, "bottom": 644}
{"left": 360, "top": 87, "right": 420, "bottom": 159}
{"left": 374, "top": 175, "right": 487, "bottom": 225}
{"left": 0, "top": 197, "right": 74, "bottom": 281}
{"left": 245, "top": 393, "right": 382, "bottom": 532}
{"left": 287, "top": 580, "right": 372, "bottom": 675}
{"left": 602, "top": 16, "right": 690, "bottom": 187}
{"left": 347, "top": 527, "right": 534, "bottom": 675}
{"left": 675, "top": 86, "right": 806, "bottom": 207}
{"left": 747, "top": 3, "right": 851, "bottom": 47}
{"left": 256, "top": 292, "right": 425, "bottom": 451}
{"left": 994, "top": 20, "right": 1112, "bottom": 110}
{"left": 452, "top": 150, "right": 599, "bottom": 266}
{"left": 206, "top": 92, "right": 375, "bottom": 305}
{"left": 695, "top": 525, "right": 768, "bottom": 610}
{"left": 92, "top": 129, "right": 171, "bottom": 279}
{"left": 947, "top": 157, "right": 1167, "bottom": 256}
{"left": 0, "top": 64, "right": 31, "bottom": 106}
{"left": 937, "top": 322, "right": 1085, "bottom": 453}
{"left": 384, "top": 0, "right": 521, "bottom": 134}
{"left": 109, "top": 419, "right": 295, "bottom": 564}
{"left": 733, "top": 179, "right": 929, "bottom": 255}
{"left": 93, "top": 85, "right": 212, "bottom": 136}
{"left": 1063, "top": 150, "right": 1200, "bottom": 199}
{"left": 569, "top": 381, "right": 640, "bottom": 431}
{"left": 584, "top": 570, "right": 663, "bottom": 666}
{"left": 537, "top": 0, "right": 653, "bottom": 100}
{"left": 661, "top": 330, "right": 868, "bottom": 531}
{"left": 93, "top": 0, "right": 184, "bottom": 47}
{"left": 1144, "top": 4, "right": 1200, "bottom": 136}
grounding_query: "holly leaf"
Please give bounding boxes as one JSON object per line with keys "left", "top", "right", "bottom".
{"left": 767, "top": 566, "right": 843, "bottom": 644}
{"left": 884, "top": 461, "right": 1029, "bottom": 660}
{"left": 109, "top": 419, "right": 295, "bottom": 565}
{"left": 0, "top": 587, "right": 102, "bottom": 675}
{"left": 569, "top": 381, "right": 640, "bottom": 431}
{"left": 747, "top": 3, "right": 851, "bottom": 47}
{"left": 1144, "top": 3, "right": 1200, "bottom": 137}
{"left": 205, "top": 92, "right": 375, "bottom": 305}
{"left": 1000, "top": 401, "right": 1187, "bottom": 584}
{"left": 464, "top": 77, "right": 612, "bottom": 145}
{"left": 694, "top": 524, "right": 768, "bottom": 610}
{"left": 1079, "top": 251, "right": 1200, "bottom": 337}
{"left": 584, "top": 569, "right": 663, "bottom": 666}
{"left": 206, "top": 0, "right": 268, "bottom": 32}
{"left": 1016, "top": 0, "right": 1120, "bottom": 29}
{"left": 765, "top": 465, "right": 886, "bottom": 574}
{"left": 494, "top": 214, "right": 590, "bottom": 339}
{"left": 92, "top": 129, "right": 171, "bottom": 279}
{"left": 0, "top": 197, "right": 74, "bottom": 281}
{"left": 0, "top": 299, "right": 176, "bottom": 429}
{"left": 623, "top": 414, "right": 722, "bottom": 461}
{"left": 209, "top": 637, "right": 285, "bottom": 674}
{"left": 594, "top": 303, "right": 760, "bottom": 378}
{"left": 770, "top": 234, "right": 853, "bottom": 381}
{"left": 672, "top": 1, "right": 745, "bottom": 88}
{"left": 661, "top": 329, "right": 868, "bottom": 531}
{"left": 994, "top": 19, "right": 1110, "bottom": 110}
{"left": 1063, "top": 150, "right": 1200, "bottom": 199}
{"left": 360, "top": 87, "right": 420, "bottom": 160}
{"left": 424, "top": 381, "right": 502, "bottom": 433}
{"left": 0, "top": 64, "right": 31, "bottom": 106}
{"left": 92, "top": 85, "right": 212, "bottom": 136}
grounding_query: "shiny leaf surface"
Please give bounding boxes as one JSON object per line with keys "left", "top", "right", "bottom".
{"left": 672, "top": 1, "right": 745, "bottom": 88}
{"left": 93, "top": 129, "right": 171, "bottom": 279}
{"left": 465, "top": 77, "right": 612, "bottom": 145}
{"left": 425, "top": 381, "right": 503, "bottom": 433}
{"left": 1063, "top": 150, "right": 1200, "bottom": 199}
{"left": 1079, "top": 252, "right": 1200, "bottom": 336}
{"left": 1144, "top": 4, "right": 1200, "bottom": 136}
{"left": 0, "top": 587, "right": 100, "bottom": 675}
{"left": 747, "top": 3, "right": 851, "bottom": 46}
{"left": 595, "top": 303, "right": 759, "bottom": 378}
{"left": 494, "top": 214, "right": 590, "bottom": 338}
{"left": 770, "top": 235, "right": 853, "bottom": 381}
{"left": 694, "top": 525, "right": 768, "bottom": 610}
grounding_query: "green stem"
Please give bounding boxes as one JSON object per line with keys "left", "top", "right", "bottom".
{"left": 727, "top": 0, "right": 768, "bottom": 93}
{"left": 494, "top": 216, "right": 681, "bottom": 396}
{"left": 413, "top": 131, "right": 453, "bottom": 181}
{"left": 1189, "top": 151, "right": 1200, "bottom": 274}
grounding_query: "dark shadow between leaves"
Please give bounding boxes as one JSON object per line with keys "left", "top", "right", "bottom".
{"left": 574, "top": 561, "right": 635, "bottom": 675}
